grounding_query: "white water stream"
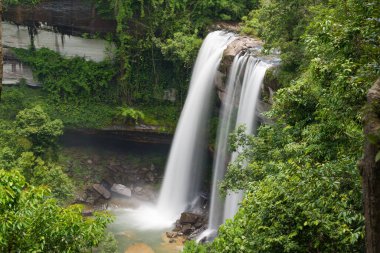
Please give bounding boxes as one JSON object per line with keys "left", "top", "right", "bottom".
{"left": 223, "top": 58, "right": 269, "bottom": 221}
{"left": 156, "top": 31, "right": 235, "bottom": 224}
{"left": 114, "top": 31, "right": 235, "bottom": 231}
{"left": 206, "top": 55, "right": 246, "bottom": 234}
{"left": 199, "top": 53, "right": 270, "bottom": 240}
{"left": 224, "top": 57, "right": 269, "bottom": 221}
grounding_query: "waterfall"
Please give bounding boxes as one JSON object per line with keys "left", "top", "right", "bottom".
{"left": 223, "top": 57, "right": 269, "bottom": 221}
{"left": 157, "top": 31, "right": 235, "bottom": 222}
{"left": 206, "top": 55, "right": 247, "bottom": 233}
{"left": 199, "top": 53, "right": 269, "bottom": 239}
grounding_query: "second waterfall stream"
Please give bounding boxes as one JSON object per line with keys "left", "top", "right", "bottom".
{"left": 199, "top": 52, "right": 270, "bottom": 240}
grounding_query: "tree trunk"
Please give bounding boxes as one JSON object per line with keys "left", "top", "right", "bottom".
{"left": 359, "top": 78, "right": 380, "bottom": 253}
{"left": 0, "top": 1, "right": 3, "bottom": 101}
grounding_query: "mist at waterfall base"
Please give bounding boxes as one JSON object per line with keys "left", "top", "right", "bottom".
{"left": 111, "top": 31, "right": 236, "bottom": 231}
{"left": 198, "top": 53, "right": 270, "bottom": 241}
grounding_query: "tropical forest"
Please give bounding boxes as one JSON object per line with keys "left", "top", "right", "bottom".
{"left": 0, "top": 0, "right": 379, "bottom": 252}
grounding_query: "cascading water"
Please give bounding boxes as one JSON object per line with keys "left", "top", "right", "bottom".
{"left": 223, "top": 57, "right": 269, "bottom": 221}
{"left": 119, "top": 31, "right": 235, "bottom": 231}
{"left": 156, "top": 31, "right": 236, "bottom": 224}
{"left": 204, "top": 55, "right": 247, "bottom": 236}
{"left": 199, "top": 52, "right": 270, "bottom": 240}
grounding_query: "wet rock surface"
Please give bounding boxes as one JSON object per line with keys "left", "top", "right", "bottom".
{"left": 93, "top": 184, "right": 111, "bottom": 199}
{"left": 167, "top": 212, "right": 208, "bottom": 241}
{"left": 62, "top": 131, "right": 168, "bottom": 210}
{"left": 4, "top": 0, "right": 116, "bottom": 36}
{"left": 74, "top": 162, "right": 161, "bottom": 207}
{"left": 215, "top": 35, "right": 281, "bottom": 125}
{"left": 111, "top": 183, "right": 132, "bottom": 197}
{"left": 179, "top": 212, "right": 202, "bottom": 224}
{"left": 208, "top": 21, "right": 241, "bottom": 33}
{"left": 219, "top": 36, "right": 263, "bottom": 78}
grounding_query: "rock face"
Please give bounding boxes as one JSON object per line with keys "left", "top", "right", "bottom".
{"left": 181, "top": 224, "right": 193, "bottom": 235}
{"left": 208, "top": 22, "right": 241, "bottom": 33}
{"left": 4, "top": 0, "right": 116, "bottom": 36}
{"left": 111, "top": 183, "right": 132, "bottom": 197}
{"left": 216, "top": 36, "right": 264, "bottom": 96}
{"left": 170, "top": 212, "right": 207, "bottom": 239}
{"left": 218, "top": 36, "right": 263, "bottom": 79}
{"left": 92, "top": 184, "right": 111, "bottom": 199}
{"left": 215, "top": 35, "right": 280, "bottom": 125}
{"left": 179, "top": 212, "right": 201, "bottom": 224}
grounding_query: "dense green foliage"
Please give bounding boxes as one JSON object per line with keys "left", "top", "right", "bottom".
{"left": 0, "top": 84, "right": 179, "bottom": 131}
{"left": 15, "top": 106, "right": 63, "bottom": 155}
{"left": 0, "top": 106, "right": 115, "bottom": 251}
{"left": 0, "top": 84, "right": 117, "bottom": 128}
{"left": 0, "top": 107, "right": 74, "bottom": 201}
{"left": 184, "top": 0, "right": 380, "bottom": 252}
{"left": 241, "top": 0, "right": 325, "bottom": 82}
{"left": 0, "top": 169, "right": 113, "bottom": 252}
{"left": 2, "top": 0, "right": 379, "bottom": 251}
{"left": 13, "top": 48, "right": 117, "bottom": 102}
{"left": 94, "top": 0, "right": 258, "bottom": 104}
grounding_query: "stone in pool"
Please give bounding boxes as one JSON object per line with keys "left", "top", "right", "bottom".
{"left": 111, "top": 183, "right": 132, "bottom": 197}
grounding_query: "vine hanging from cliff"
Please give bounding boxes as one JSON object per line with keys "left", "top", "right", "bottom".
{"left": 96, "top": 0, "right": 258, "bottom": 104}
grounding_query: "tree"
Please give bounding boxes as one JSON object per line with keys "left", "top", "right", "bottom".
{"left": 0, "top": 169, "right": 114, "bottom": 252}
{"left": 16, "top": 151, "right": 74, "bottom": 201}
{"left": 185, "top": 0, "right": 379, "bottom": 252}
{"left": 15, "top": 105, "right": 63, "bottom": 156}
{"left": 359, "top": 78, "right": 380, "bottom": 253}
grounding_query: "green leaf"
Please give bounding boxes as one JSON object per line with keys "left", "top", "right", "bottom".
{"left": 375, "top": 151, "right": 380, "bottom": 162}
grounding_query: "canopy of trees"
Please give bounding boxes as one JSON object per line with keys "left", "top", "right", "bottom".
{"left": 0, "top": 106, "right": 114, "bottom": 252}
{"left": 1, "top": 0, "right": 379, "bottom": 252}
{"left": 184, "top": 0, "right": 379, "bottom": 252}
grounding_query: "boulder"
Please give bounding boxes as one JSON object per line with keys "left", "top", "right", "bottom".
{"left": 111, "top": 183, "right": 132, "bottom": 197}
{"left": 166, "top": 232, "right": 178, "bottom": 238}
{"left": 92, "top": 184, "right": 111, "bottom": 199}
{"left": 181, "top": 224, "right": 193, "bottom": 235}
{"left": 134, "top": 186, "right": 143, "bottom": 193}
{"left": 103, "top": 176, "right": 115, "bottom": 187}
{"left": 194, "top": 221, "right": 204, "bottom": 229}
{"left": 179, "top": 212, "right": 201, "bottom": 224}
{"left": 83, "top": 189, "right": 101, "bottom": 205}
{"left": 173, "top": 226, "right": 181, "bottom": 232}
{"left": 145, "top": 172, "right": 155, "bottom": 182}
{"left": 219, "top": 37, "right": 263, "bottom": 78}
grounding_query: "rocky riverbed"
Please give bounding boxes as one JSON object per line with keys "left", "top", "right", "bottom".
{"left": 60, "top": 132, "right": 208, "bottom": 252}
